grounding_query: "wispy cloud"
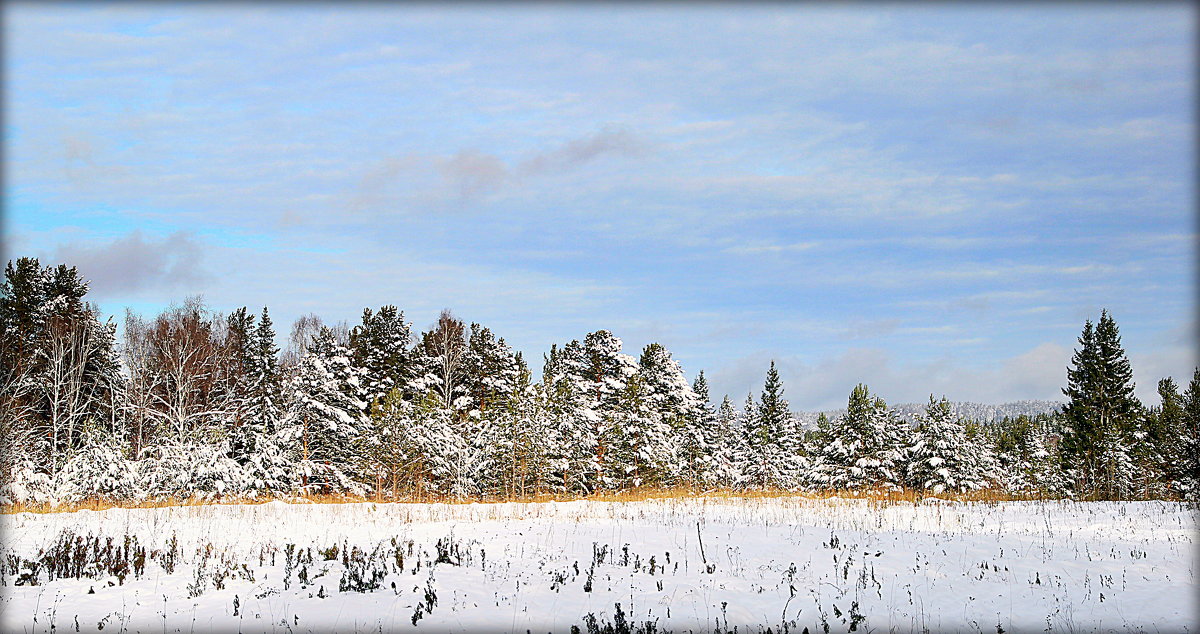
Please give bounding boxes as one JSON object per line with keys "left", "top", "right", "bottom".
{"left": 49, "top": 231, "right": 209, "bottom": 298}
{"left": 6, "top": 4, "right": 1193, "bottom": 407}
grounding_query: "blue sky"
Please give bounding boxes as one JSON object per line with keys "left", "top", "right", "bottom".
{"left": 5, "top": 3, "right": 1194, "bottom": 410}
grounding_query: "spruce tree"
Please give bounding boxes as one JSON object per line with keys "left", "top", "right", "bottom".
{"left": 709, "top": 395, "right": 742, "bottom": 487}
{"left": 250, "top": 307, "right": 281, "bottom": 426}
{"left": 1061, "top": 310, "right": 1140, "bottom": 496}
{"left": 0, "top": 258, "right": 49, "bottom": 371}
{"left": 1138, "top": 377, "right": 1184, "bottom": 496}
{"left": 814, "top": 384, "right": 905, "bottom": 491}
{"left": 607, "top": 374, "right": 674, "bottom": 489}
{"left": 636, "top": 344, "right": 702, "bottom": 483}
{"left": 689, "top": 372, "right": 725, "bottom": 487}
{"left": 1180, "top": 368, "right": 1200, "bottom": 500}
{"left": 741, "top": 362, "right": 801, "bottom": 489}
{"left": 906, "top": 396, "right": 988, "bottom": 494}
{"left": 288, "top": 327, "right": 370, "bottom": 495}
{"left": 225, "top": 307, "right": 256, "bottom": 459}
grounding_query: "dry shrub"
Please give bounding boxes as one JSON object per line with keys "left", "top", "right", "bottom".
{"left": 2, "top": 485, "right": 1057, "bottom": 515}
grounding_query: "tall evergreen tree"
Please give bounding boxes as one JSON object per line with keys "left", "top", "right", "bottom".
{"left": 225, "top": 307, "right": 257, "bottom": 457}
{"left": 813, "top": 384, "right": 905, "bottom": 491}
{"left": 688, "top": 372, "right": 724, "bottom": 486}
{"left": 462, "top": 323, "right": 524, "bottom": 415}
{"left": 0, "top": 258, "right": 121, "bottom": 484}
{"left": 249, "top": 307, "right": 281, "bottom": 426}
{"left": 1137, "top": 377, "right": 1185, "bottom": 496}
{"left": 350, "top": 305, "right": 413, "bottom": 407}
{"left": 1061, "top": 310, "right": 1140, "bottom": 496}
{"left": 607, "top": 374, "right": 675, "bottom": 489}
{"left": 637, "top": 343, "right": 702, "bottom": 483}
{"left": 706, "top": 395, "right": 743, "bottom": 487}
{"left": 906, "top": 396, "right": 989, "bottom": 494}
{"left": 1179, "top": 368, "right": 1200, "bottom": 500}
{"left": 741, "top": 362, "right": 801, "bottom": 488}
{"left": 288, "top": 327, "right": 370, "bottom": 494}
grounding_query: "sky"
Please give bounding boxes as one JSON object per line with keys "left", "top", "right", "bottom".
{"left": 4, "top": 3, "right": 1195, "bottom": 411}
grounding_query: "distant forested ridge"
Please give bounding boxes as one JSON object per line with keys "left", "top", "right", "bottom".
{"left": 795, "top": 400, "right": 1064, "bottom": 429}
{"left": 1, "top": 257, "right": 1196, "bottom": 505}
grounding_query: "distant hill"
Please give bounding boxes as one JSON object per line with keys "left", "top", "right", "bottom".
{"left": 794, "top": 399, "right": 1063, "bottom": 428}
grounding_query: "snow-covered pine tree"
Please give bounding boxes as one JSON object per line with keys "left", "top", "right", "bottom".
{"left": 136, "top": 436, "right": 247, "bottom": 501}
{"left": 54, "top": 423, "right": 139, "bottom": 504}
{"left": 1135, "top": 377, "right": 1184, "bottom": 497}
{"left": 224, "top": 306, "right": 257, "bottom": 447}
{"left": 906, "top": 396, "right": 989, "bottom": 494}
{"left": 1179, "top": 368, "right": 1200, "bottom": 500}
{"left": 403, "top": 389, "right": 484, "bottom": 498}
{"left": 1094, "top": 422, "right": 1137, "bottom": 500}
{"left": 350, "top": 305, "right": 414, "bottom": 408}
{"left": 545, "top": 331, "right": 638, "bottom": 491}
{"left": 636, "top": 343, "right": 702, "bottom": 484}
{"left": 741, "top": 362, "right": 802, "bottom": 489}
{"left": 462, "top": 324, "right": 525, "bottom": 416}
{"left": 688, "top": 372, "right": 724, "bottom": 487}
{"left": 238, "top": 308, "right": 299, "bottom": 496}
{"left": 244, "top": 309, "right": 281, "bottom": 444}
{"left": 990, "top": 414, "right": 1067, "bottom": 497}
{"left": 541, "top": 372, "right": 598, "bottom": 494}
{"left": 1026, "top": 426, "right": 1068, "bottom": 496}
{"left": 364, "top": 387, "right": 429, "bottom": 497}
{"left": 288, "top": 326, "right": 371, "bottom": 495}
{"left": 482, "top": 367, "right": 551, "bottom": 497}
{"left": 705, "top": 395, "right": 743, "bottom": 487}
{"left": 606, "top": 373, "right": 675, "bottom": 489}
{"left": 731, "top": 392, "right": 758, "bottom": 488}
{"left": 814, "top": 384, "right": 905, "bottom": 491}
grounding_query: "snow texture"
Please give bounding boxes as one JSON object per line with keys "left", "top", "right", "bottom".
{"left": 1, "top": 497, "right": 1194, "bottom": 633}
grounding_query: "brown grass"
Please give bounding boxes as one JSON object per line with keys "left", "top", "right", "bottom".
{"left": 0, "top": 485, "right": 1059, "bottom": 516}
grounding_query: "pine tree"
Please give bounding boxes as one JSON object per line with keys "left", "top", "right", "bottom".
{"left": 350, "top": 305, "right": 414, "bottom": 408}
{"left": 0, "top": 258, "right": 50, "bottom": 371}
{"left": 1061, "top": 310, "right": 1140, "bottom": 497}
{"left": 606, "top": 374, "right": 675, "bottom": 489}
{"left": 232, "top": 307, "right": 291, "bottom": 494}
{"left": 991, "top": 414, "right": 1067, "bottom": 497}
{"left": 1179, "top": 368, "right": 1200, "bottom": 500}
{"left": 742, "top": 362, "right": 801, "bottom": 489}
{"left": 224, "top": 307, "right": 257, "bottom": 457}
{"left": 637, "top": 344, "right": 702, "bottom": 484}
{"left": 483, "top": 368, "right": 550, "bottom": 497}
{"left": 545, "top": 331, "right": 637, "bottom": 490}
{"left": 247, "top": 308, "right": 281, "bottom": 431}
{"left": 689, "top": 372, "right": 725, "bottom": 487}
{"left": 288, "top": 327, "right": 371, "bottom": 495}
{"left": 1135, "top": 377, "right": 1184, "bottom": 497}
{"left": 906, "top": 396, "right": 989, "bottom": 494}
{"left": 706, "top": 395, "right": 743, "bottom": 487}
{"left": 462, "top": 324, "right": 525, "bottom": 416}
{"left": 55, "top": 423, "right": 139, "bottom": 504}
{"left": 544, "top": 374, "right": 600, "bottom": 494}
{"left": 813, "top": 384, "right": 905, "bottom": 491}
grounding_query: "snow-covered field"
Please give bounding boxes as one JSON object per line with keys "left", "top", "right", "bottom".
{"left": 0, "top": 497, "right": 1194, "bottom": 633}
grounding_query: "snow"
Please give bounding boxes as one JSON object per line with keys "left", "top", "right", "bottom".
{"left": 1, "top": 497, "right": 1194, "bottom": 633}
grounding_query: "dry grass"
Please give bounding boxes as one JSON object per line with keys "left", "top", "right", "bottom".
{"left": 0, "top": 485, "right": 1059, "bottom": 516}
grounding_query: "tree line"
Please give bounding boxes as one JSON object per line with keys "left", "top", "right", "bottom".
{"left": 1, "top": 257, "right": 1196, "bottom": 505}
